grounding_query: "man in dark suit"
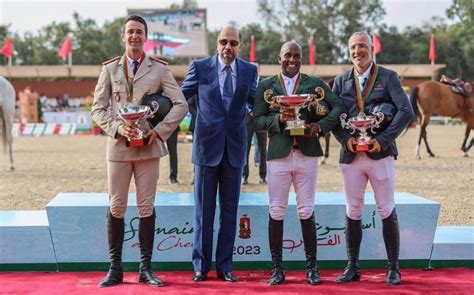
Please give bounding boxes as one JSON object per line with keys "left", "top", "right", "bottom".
{"left": 331, "top": 32, "right": 413, "bottom": 286}
{"left": 254, "top": 41, "right": 344, "bottom": 286}
{"left": 181, "top": 26, "right": 258, "bottom": 282}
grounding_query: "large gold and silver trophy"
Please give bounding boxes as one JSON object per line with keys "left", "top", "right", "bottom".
{"left": 264, "top": 87, "right": 326, "bottom": 136}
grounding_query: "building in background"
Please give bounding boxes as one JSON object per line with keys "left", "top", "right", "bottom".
{"left": 127, "top": 8, "right": 208, "bottom": 58}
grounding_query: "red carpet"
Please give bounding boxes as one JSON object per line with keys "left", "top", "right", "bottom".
{"left": 1, "top": 269, "right": 473, "bottom": 294}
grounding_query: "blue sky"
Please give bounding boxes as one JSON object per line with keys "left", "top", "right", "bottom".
{"left": 0, "top": 0, "right": 453, "bottom": 34}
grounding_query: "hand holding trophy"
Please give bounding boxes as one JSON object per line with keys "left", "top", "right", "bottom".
{"left": 117, "top": 103, "right": 159, "bottom": 147}
{"left": 340, "top": 111, "right": 384, "bottom": 152}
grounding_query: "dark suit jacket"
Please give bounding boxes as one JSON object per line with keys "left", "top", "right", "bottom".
{"left": 253, "top": 73, "right": 345, "bottom": 161}
{"left": 181, "top": 54, "right": 258, "bottom": 167}
{"left": 331, "top": 65, "right": 414, "bottom": 164}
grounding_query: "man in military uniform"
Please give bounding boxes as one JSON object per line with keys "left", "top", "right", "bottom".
{"left": 253, "top": 41, "right": 344, "bottom": 286}
{"left": 331, "top": 32, "right": 413, "bottom": 286}
{"left": 91, "top": 14, "right": 188, "bottom": 288}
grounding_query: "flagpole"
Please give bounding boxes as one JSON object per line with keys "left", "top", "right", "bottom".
{"left": 8, "top": 56, "right": 12, "bottom": 67}
{"left": 372, "top": 34, "right": 377, "bottom": 64}
{"left": 68, "top": 52, "right": 72, "bottom": 67}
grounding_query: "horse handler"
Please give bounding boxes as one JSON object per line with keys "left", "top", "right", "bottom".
{"left": 331, "top": 32, "right": 413, "bottom": 285}
{"left": 91, "top": 15, "right": 188, "bottom": 288}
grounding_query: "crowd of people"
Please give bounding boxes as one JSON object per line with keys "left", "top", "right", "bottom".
{"left": 91, "top": 15, "right": 413, "bottom": 289}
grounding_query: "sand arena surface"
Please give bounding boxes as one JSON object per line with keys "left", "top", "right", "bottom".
{"left": 1, "top": 125, "right": 472, "bottom": 225}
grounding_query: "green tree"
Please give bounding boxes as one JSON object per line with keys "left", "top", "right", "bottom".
{"left": 257, "top": 0, "right": 385, "bottom": 63}
{"left": 100, "top": 17, "right": 125, "bottom": 61}
{"left": 445, "top": 0, "right": 474, "bottom": 79}
{"left": 239, "top": 23, "right": 281, "bottom": 64}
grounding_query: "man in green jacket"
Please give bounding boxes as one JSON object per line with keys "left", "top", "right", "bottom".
{"left": 253, "top": 41, "right": 344, "bottom": 286}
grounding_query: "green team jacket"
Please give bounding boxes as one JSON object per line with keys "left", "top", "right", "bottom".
{"left": 253, "top": 73, "right": 345, "bottom": 161}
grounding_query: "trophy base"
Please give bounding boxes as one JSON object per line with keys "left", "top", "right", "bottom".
{"left": 125, "top": 137, "right": 150, "bottom": 147}
{"left": 355, "top": 143, "right": 375, "bottom": 152}
{"left": 284, "top": 127, "right": 309, "bottom": 136}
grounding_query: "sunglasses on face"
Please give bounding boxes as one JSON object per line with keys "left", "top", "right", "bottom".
{"left": 218, "top": 39, "right": 240, "bottom": 47}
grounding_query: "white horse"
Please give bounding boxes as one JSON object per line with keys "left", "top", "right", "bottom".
{"left": 0, "top": 76, "right": 15, "bottom": 170}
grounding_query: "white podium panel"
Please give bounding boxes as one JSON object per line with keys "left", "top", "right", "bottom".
{"left": 45, "top": 192, "right": 440, "bottom": 265}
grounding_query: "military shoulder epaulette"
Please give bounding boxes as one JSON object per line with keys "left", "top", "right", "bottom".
{"left": 102, "top": 56, "right": 121, "bottom": 65}
{"left": 149, "top": 56, "right": 168, "bottom": 65}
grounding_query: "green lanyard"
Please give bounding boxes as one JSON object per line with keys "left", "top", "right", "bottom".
{"left": 353, "top": 64, "right": 379, "bottom": 114}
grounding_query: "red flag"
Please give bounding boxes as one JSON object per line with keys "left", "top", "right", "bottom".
{"left": 373, "top": 34, "right": 382, "bottom": 54}
{"left": 1, "top": 38, "right": 13, "bottom": 58}
{"left": 309, "top": 36, "right": 316, "bottom": 65}
{"left": 58, "top": 36, "right": 72, "bottom": 58}
{"left": 250, "top": 35, "right": 256, "bottom": 62}
{"left": 429, "top": 34, "right": 436, "bottom": 64}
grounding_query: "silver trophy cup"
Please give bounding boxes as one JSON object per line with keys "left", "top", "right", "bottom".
{"left": 340, "top": 112, "right": 384, "bottom": 152}
{"left": 117, "top": 103, "right": 159, "bottom": 147}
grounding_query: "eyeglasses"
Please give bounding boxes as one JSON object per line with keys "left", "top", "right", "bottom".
{"left": 218, "top": 39, "right": 240, "bottom": 47}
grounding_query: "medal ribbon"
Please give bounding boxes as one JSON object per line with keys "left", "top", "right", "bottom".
{"left": 353, "top": 64, "right": 379, "bottom": 113}
{"left": 120, "top": 53, "right": 145, "bottom": 102}
{"left": 278, "top": 73, "right": 301, "bottom": 95}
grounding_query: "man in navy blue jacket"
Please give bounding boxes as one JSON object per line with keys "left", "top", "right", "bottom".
{"left": 332, "top": 32, "right": 413, "bottom": 286}
{"left": 181, "top": 26, "right": 258, "bottom": 283}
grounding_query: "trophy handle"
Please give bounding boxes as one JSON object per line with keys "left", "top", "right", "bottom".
{"left": 307, "top": 87, "right": 325, "bottom": 111}
{"left": 340, "top": 113, "right": 356, "bottom": 134}
{"left": 370, "top": 111, "right": 384, "bottom": 133}
{"left": 146, "top": 101, "right": 160, "bottom": 119}
{"left": 264, "top": 94, "right": 278, "bottom": 109}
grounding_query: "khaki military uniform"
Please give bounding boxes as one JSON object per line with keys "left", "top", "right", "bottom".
{"left": 91, "top": 54, "right": 188, "bottom": 218}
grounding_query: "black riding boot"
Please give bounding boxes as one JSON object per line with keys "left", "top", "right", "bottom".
{"left": 383, "top": 209, "right": 401, "bottom": 286}
{"left": 138, "top": 210, "right": 164, "bottom": 287}
{"left": 268, "top": 215, "right": 285, "bottom": 285}
{"left": 336, "top": 216, "right": 362, "bottom": 283}
{"left": 300, "top": 213, "right": 321, "bottom": 285}
{"left": 99, "top": 210, "right": 124, "bottom": 288}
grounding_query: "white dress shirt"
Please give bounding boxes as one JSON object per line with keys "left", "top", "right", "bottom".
{"left": 281, "top": 72, "right": 300, "bottom": 95}
{"left": 355, "top": 63, "right": 373, "bottom": 89}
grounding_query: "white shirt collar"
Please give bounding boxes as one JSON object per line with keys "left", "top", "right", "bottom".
{"left": 281, "top": 72, "right": 299, "bottom": 83}
{"left": 126, "top": 55, "right": 142, "bottom": 67}
{"left": 355, "top": 63, "right": 373, "bottom": 80}
{"left": 218, "top": 55, "right": 237, "bottom": 74}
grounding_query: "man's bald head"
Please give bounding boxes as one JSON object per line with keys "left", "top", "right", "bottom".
{"left": 279, "top": 41, "right": 303, "bottom": 57}
{"left": 216, "top": 26, "right": 242, "bottom": 64}
{"left": 278, "top": 41, "right": 302, "bottom": 78}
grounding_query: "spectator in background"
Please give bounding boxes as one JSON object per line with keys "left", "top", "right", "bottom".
{"left": 166, "top": 127, "right": 180, "bottom": 184}
{"left": 242, "top": 106, "right": 267, "bottom": 185}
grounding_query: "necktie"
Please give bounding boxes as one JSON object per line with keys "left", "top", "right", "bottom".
{"left": 132, "top": 60, "right": 139, "bottom": 75}
{"left": 222, "top": 65, "right": 233, "bottom": 111}
{"left": 362, "top": 77, "right": 367, "bottom": 88}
